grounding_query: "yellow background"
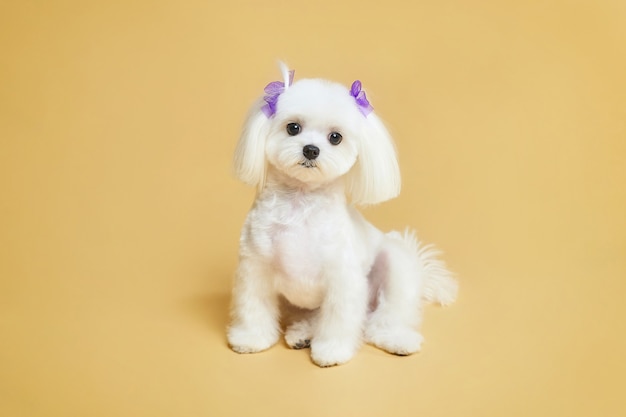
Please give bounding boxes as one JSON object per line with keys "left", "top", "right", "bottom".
{"left": 1, "top": 1, "right": 625, "bottom": 416}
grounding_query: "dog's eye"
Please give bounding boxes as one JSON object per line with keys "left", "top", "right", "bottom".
{"left": 328, "top": 132, "right": 343, "bottom": 145}
{"left": 286, "top": 123, "right": 301, "bottom": 136}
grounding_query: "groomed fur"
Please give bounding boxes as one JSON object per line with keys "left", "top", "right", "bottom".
{"left": 228, "top": 64, "right": 457, "bottom": 367}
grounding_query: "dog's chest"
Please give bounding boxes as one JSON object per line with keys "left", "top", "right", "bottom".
{"left": 269, "top": 216, "right": 335, "bottom": 309}
{"left": 269, "top": 205, "right": 334, "bottom": 280}
{"left": 273, "top": 220, "right": 327, "bottom": 274}
{"left": 248, "top": 193, "right": 345, "bottom": 300}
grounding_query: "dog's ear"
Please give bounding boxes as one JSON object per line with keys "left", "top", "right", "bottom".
{"left": 233, "top": 100, "right": 270, "bottom": 189}
{"left": 346, "top": 113, "right": 401, "bottom": 205}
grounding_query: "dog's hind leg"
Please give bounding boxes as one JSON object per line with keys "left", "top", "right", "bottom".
{"left": 285, "top": 314, "right": 315, "bottom": 349}
{"left": 364, "top": 230, "right": 428, "bottom": 355}
{"left": 365, "top": 230, "right": 457, "bottom": 355}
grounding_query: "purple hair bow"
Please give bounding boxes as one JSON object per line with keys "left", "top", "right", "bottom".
{"left": 261, "top": 70, "right": 295, "bottom": 118}
{"left": 351, "top": 80, "right": 374, "bottom": 116}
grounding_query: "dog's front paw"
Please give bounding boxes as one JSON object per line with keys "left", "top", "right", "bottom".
{"left": 310, "top": 339, "right": 357, "bottom": 367}
{"left": 227, "top": 324, "right": 279, "bottom": 354}
{"left": 365, "top": 326, "right": 424, "bottom": 356}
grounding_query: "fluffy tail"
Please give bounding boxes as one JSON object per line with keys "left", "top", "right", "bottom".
{"left": 401, "top": 229, "right": 458, "bottom": 306}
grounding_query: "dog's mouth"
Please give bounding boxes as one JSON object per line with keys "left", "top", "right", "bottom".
{"left": 299, "top": 160, "right": 318, "bottom": 169}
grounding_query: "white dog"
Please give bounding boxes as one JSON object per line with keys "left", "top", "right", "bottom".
{"left": 227, "top": 63, "right": 457, "bottom": 367}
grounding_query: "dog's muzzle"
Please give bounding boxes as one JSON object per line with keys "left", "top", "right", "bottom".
{"left": 302, "top": 144, "right": 320, "bottom": 160}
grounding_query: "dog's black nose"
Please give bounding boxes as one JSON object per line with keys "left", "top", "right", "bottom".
{"left": 302, "top": 144, "right": 320, "bottom": 160}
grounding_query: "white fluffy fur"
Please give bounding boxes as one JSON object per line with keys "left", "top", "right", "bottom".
{"left": 228, "top": 64, "right": 457, "bottom": 367}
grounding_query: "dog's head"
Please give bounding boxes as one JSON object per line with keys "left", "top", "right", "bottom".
{"left": 233, "top": 64, "right": 400, "bottom": 205}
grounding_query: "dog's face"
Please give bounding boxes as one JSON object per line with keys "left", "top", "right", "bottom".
{"left": 265, "top": 79, "right": 363, "bottom": 186}
{"left": 234, "top": 71, "right": 401, "bottom": 205}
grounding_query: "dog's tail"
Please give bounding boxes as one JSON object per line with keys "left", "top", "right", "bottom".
{"left": 401, "top": 229, "right": 458, "bottom": 306}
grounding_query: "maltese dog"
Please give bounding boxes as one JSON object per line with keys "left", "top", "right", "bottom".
{"left": 227, "top": 63, "right": 457, "bottom": 367}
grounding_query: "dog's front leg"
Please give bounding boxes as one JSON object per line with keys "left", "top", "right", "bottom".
{"left": 310, "top": 268, "right": 368, "bottom": 367}
{"left": 227, "top": 257, "right": 280, "bottom": 354}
